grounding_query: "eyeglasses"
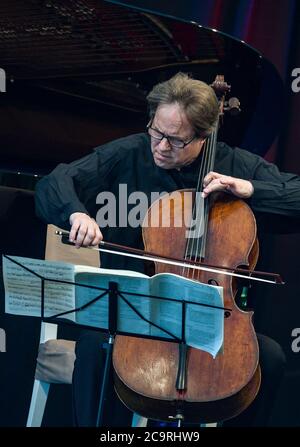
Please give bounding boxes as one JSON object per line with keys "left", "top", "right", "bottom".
{"left": 147, "top": 125, "right": 197, "bottom": 149}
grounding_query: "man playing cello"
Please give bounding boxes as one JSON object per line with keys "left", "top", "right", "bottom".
{"left": 35, "top": 72, "right": 300, "bottom": 426}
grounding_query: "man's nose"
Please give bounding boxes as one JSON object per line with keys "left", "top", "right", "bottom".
{"left": 157, "top": 137, "right": 171, "bottom": 151}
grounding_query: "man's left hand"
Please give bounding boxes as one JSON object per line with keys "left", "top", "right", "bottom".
{"left": 202, "top": 171, "right": 254, "bottom": 199}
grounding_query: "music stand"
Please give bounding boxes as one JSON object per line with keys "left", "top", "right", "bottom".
{"left": 2, "top": 254, "right": 228, "bottom": 426}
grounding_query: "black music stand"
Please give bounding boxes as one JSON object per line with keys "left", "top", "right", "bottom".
{"left": 2, "top": 254, "right": 228, "bottom": 426}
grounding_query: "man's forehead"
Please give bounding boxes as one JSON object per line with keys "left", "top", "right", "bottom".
{"left": 153, "top": 107, "right": 192, "bottom": 137}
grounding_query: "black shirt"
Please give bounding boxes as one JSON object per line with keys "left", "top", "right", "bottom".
{"left": 35, "top": 133, "right": 300, "bottom": 270}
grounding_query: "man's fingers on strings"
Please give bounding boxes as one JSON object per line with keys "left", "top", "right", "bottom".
{"left": 220, "top": 178, "right": 234, "bottom": 187}
{"left": 202, "top": 177, "right": 227, "bottom": 197}
{"left": 203, "top": 171, "right": 222, "bottom": 187}
{"left": 219, "top": 179, "right": 234, "bottom": 192}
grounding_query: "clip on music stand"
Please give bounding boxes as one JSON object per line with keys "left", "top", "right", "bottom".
{"left": 3, "top": 255, "right": 228, "bottom": 426}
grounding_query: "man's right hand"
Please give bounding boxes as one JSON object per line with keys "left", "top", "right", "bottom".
{"left": 69, "top": 212, "right": 103, "bottom": 247}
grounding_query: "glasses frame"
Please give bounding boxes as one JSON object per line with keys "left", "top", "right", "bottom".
{"left": 147, "top": 124, "right": 197, "bottom": 149}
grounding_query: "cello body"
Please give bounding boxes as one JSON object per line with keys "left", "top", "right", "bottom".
{"left": 113, "top": 190, "right": 261, "bottom": 423}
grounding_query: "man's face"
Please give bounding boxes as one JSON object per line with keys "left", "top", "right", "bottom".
{"left": 150, "top": 103, "right": 205, "bottom": 170}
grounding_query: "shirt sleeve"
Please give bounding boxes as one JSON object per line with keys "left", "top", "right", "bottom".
{"left": 233, "top": 148, "right": 300, "bottom": 217}
{"left": 35, "top": 142, "right": 122, "bottom": 229}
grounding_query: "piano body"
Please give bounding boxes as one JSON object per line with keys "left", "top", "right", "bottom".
{"left": 0, "top": 0, "right": 283, "bottom": 180}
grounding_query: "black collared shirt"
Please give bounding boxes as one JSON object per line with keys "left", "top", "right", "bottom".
{"left": 35, "top": 133, "right": 300, "bottom": 270}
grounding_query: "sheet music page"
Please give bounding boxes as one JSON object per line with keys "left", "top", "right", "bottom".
{"left": 2, "top": 256, "right": 223, "bottom": 354}
{"left": 74, "top": 265, "right": 150, "bottom": 333}
{"left": 149, "top": 273, "right": 224, "bottom": 358}
{"left": 2, "top": 255, "right": 75, "bottom": 319}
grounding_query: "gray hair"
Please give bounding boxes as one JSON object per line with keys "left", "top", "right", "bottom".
{"left": 146, "top": 72, "right": 219, "bottom": 137}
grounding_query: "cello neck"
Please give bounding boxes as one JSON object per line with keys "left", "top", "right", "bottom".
{"left": 185, "top": 75, "right": 230, "bottom": 260}
{"left": 184, "top": 120, "right": 218, "bottom": 261}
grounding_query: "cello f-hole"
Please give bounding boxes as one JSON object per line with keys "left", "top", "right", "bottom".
{"left": 208, "top": 278, "right": 219, "bottom": 286}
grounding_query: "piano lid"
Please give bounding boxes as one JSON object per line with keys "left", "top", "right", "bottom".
{"left": 0, "top": 0, "right": 283, "bottom": 175}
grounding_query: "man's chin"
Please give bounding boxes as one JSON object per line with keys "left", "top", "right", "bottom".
{"left": 154, "top": 155, "right": 175, "bottom": 169}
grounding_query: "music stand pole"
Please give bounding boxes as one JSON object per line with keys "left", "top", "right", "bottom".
{"left": 96, "top": 281, "right": 118, "bottom": 427}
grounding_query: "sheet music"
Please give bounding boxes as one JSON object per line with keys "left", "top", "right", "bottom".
{"left": 74, "top": 267, "right": 224, "bottom": 357}
{"left": 149, "top": 273, "right": 224, "bottom": 358}
{"left": 2, "top": 256, "right": 224, "bottom": 358}
{"left": 74, "top": 266, "right": 149, "bottom": 334}
{"left": 3, "top": 255, "right": 75, "bottom": 319}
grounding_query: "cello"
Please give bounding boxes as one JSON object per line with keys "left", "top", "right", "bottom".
{"left": 112, "top": 76, "right": 261, "bottom": 424}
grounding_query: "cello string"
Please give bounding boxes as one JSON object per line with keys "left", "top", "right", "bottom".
{"left": 196, "top": 132, "right": 214, "bottom": 279}
{"left": 193, "top": 130, "right": 214, "bottom": 279}
{"left": 193, "top": 120, "right": 218, "bottom": 281}
{"left": 186, "top": 136, "right": 209, "bottom": 279}
{"left": 190, "top": 139, "right": 207, "bottom": 280}
{"left": 183, "top": 136, "right": 208, "bottom": 278}
{"left": 182, "top": 137, "right": 207, "bottom": 277}
{"left": 201, "top": 123, "right": 218, "bottom": 260}
{"left": 187, "top": 133, "right": 212, "bottom": 280}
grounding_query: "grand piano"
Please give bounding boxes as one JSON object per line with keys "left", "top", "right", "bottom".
{"left": 0, "top": 0, "right": 283, "bottom": 181}
{"left": 0, "top": 0, "right": 291, "bottom": 427}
